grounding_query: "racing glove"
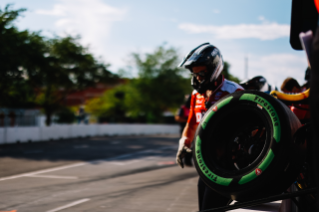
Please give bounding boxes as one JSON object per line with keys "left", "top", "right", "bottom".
{"left": 176, "top": 136, "right": 192, "bottom": 168}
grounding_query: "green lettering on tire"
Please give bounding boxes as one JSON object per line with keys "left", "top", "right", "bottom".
{"left": 236, "top": 93, "right": 279, "bottom": 184}
{"left": 239, "top": 94, "right": 281, "bottom": 142}
{"left": 195, "top": 136, "right": 232, "bottom": 186}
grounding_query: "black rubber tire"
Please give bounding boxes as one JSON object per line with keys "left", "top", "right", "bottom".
{"left": 193, "top": 90, "right": 306, "bottom": 201}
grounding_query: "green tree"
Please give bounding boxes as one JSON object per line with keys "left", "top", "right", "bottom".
{"left": 0, "top": 5, "right": 46, "bottom": 108}
{"left": 130, "top": 45, "right": 192, "bottom": 122}
{"left": 87, "top": 44, "right": 192, "bottom": 123}
{"left": 35, "top": 36, "right": 119, "bottom": 125}
{"left": 86, "top": 84, "right": 132, "bottom": 123}
{"left": 0, "top": 5, "right": 119, "bottom": 125}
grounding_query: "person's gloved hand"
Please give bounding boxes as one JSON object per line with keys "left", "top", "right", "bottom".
{"left": 176, "top": 137, "right": 192, "bottom": 168}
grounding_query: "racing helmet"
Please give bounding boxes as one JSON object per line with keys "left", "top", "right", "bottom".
{"left": 240, "top": 76, "right": 271, "bottom": 92}
{"left": 179, "top": 43, "right": 224, "bottom": 93}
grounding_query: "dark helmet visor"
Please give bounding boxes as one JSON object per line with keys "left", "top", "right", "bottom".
{"left": 178, "top": 43, "right": 210, "bottom": 67}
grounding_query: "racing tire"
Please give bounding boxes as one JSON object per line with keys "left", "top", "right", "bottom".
{"left": 193, "top": 90, "right": 306, "bottom": 201}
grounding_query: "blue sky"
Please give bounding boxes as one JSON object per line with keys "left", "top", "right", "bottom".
{"left": 1, "top": 0, "right": 309, "bottom": 88}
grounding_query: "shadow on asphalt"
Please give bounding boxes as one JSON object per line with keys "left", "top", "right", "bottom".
{"left": 0, "top": 135, "right": 179, "bottom": 162}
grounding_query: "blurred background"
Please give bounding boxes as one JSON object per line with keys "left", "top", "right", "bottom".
{"left": 0, "top": 0, "right": 308, "bottom": 127}
{"left": 0, "top": 1, "right": 313, "bottom": 211}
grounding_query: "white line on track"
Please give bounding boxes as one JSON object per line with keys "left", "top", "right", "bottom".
{"left": 0, "top": 163, "right": 86, "bottom": 182}
{"left": 46, "top": 198, "right": 90, "bottom": 212}
{"left": 26, "top": 175, "right": 78, "bottom": 179}
{"left": 0, "top": 145, "right": 178, "bottom": 182}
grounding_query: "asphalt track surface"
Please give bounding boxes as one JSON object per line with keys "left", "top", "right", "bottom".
{"left": 0, "top": 135, "right": 281, "bottom": 212}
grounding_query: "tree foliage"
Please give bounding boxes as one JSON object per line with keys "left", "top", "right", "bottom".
{"left": 0, "top": 5, "right": 45, "bottom": 107}
{"left": 34, "top": 36, "right": 119, "bottom": 125}
{"left": 86, "top": 45, "right": 192, "bottom": 123}
{"left": 1, "top": 5, "right": 241, "bottom": 125}
{"left": 0, "top": 5, "right": 118, "bottom": 125}
{"left": 130, "top": 45, "right": 192, "bottom": 122}
{"left": 86, "top": 46, "right": 242, "bottom": 123}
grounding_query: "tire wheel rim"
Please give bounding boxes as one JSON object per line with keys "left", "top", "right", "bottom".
{"left": 228, "top": 125, "right": 266, "bottom": 171}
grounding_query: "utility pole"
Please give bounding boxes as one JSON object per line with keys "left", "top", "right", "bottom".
{"left": 245, "top": 56, "right": 248, "bottom": 79}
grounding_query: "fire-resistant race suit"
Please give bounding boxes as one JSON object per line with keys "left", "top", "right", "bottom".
{"left": 176, "top": 42, "right": 244, "bottom": 210}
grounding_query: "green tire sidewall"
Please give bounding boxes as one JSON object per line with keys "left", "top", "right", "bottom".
{"left": 194, "top": 93, "right": 281, "bottom": 186}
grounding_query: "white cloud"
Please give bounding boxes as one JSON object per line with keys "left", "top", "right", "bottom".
{"left": 226, "top": 53, "right": 308, "bottom": 87}
{"left": 37, "top": 5, "right": 66, "bottom": 16}
{"left": 213, "top": 9, "right": 220, "bottom": 14}
{"left": 258, "top": 16, "right": 265, "bottom": 21}
{"left": 178, "top": 22, "right": 290, "bottom": 40}
{"left": 35, "top": 0, "right": 127, "bottom": 62}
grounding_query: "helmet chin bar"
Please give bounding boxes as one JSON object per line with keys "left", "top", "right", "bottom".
{"left": 191, "top": 76, "right": 216, "bottom": 94}
{"left": 190, "top": 62, "right": 222, "bottom": 94}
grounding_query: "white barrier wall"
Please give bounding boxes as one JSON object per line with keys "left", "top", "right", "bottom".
{"left": 0, "top": 124, "right": 180, "bottom": 144}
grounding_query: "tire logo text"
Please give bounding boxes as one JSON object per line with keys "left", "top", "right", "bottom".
{"left": 253, "top": 96, "right": 279, "bottom": 126}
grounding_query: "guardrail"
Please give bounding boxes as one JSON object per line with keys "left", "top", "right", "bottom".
{"left": 0, "top": 124, "right": 180, "bottom": 144}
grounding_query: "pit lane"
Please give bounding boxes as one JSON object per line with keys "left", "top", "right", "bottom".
{"left": 0, "top": 135, "right": 281, "bottom": 212}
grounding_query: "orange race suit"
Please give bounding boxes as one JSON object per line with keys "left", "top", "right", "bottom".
{"left": 184, "top": 76, "right": 244, "bottom": 147}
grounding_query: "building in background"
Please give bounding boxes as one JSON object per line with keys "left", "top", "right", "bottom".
{"left": 0, "top": 109, "right": 40, "bottom": 127}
